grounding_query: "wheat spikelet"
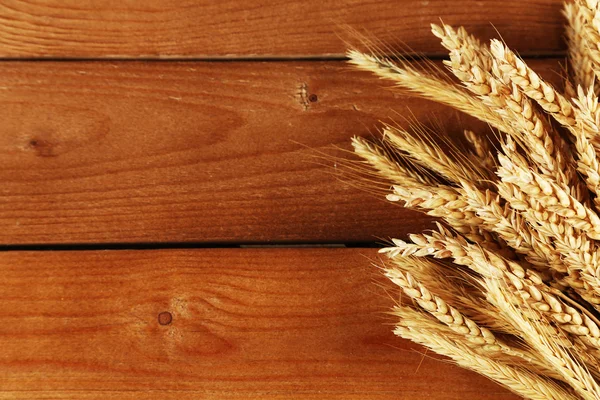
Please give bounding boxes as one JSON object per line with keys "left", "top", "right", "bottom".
{"left": 573, "top": 85, "right": 600, "bottom": 147}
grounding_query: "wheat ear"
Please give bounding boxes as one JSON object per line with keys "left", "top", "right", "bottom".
{"left": 497, "top": 153, "right": 600, "bottom": 239}
{"left": 487, "top": 278, "right": 600, "bottom": 400}
{"left": 350, "top": 136, "right": 438, "bottom": 188}
{"left": 346, "top": 50, "right": 511, "bottom": 133}
{"left": 385, "top": 265, "right": 557, "bottom": 374}
{"left": 575, "top": 0, "right": 600, "bottom": 90}
{"left": 382, "top": 124, "right": 494, "bottom": 185}
{"left": 395, "top": 306, "right": 578, "bottom": 400}
{"left": 490, "top": 39, "right": 576, "bottom": 126}
{"left": 565, "top": 1, "right": 598, "bottom": 94}
{"left": 432, "top": 23, "right": 580, "bottom": 196}
{"left": 381, "top": 225, "right": 600, "bottom": 351}
{"left": 389, "top": 257, "right": 516, "bottom": 334}
{"left": 386, "top": 267, "right": 503, "bottom": 349}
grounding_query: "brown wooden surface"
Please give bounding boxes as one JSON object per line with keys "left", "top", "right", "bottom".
{"left": 0, "top": 248, "right": 518, "bottom": 399}
{"left": 0, "top": 58, "right": 561, "bottom": 245}
{"left": 0, "top": 2, "right": 559, "bottom": 396}
{"left": 0, "top": 0, "right": 565, "bottom": 58}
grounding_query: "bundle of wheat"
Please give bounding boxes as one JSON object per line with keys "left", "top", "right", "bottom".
{"left": 348, "top": 1, "right": 600, "bottom": 399}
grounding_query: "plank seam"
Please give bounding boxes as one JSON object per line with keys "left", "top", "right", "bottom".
{"left": 0, "top": 53, "right": 567, "bottom": 63}
{"left": 0, "top": 242, "right": 382, "bottom": 252}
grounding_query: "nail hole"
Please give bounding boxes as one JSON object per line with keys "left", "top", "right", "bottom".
{"left": 308, "top": 94, "right": 318, "bottom": 103}
{"left": 158, "top": 311, "right": 172, "bottom": 325}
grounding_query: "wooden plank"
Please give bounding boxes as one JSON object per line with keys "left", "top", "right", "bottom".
{"left": 0, "top": 248, "right": 518, "bottom": 399}
{"left": 0, "top": 59, "right": 562, "bottom": 245}
{"left": 0, "top": 0, "right": 566, "bottom": 58}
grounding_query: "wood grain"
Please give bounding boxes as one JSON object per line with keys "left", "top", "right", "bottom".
{"left": 0, "top": 59, "right": 564, "bottom": 245}
{"left": 0, "top": 248, "right": 518, "bottom": 399}
{"left": 0, "top": 0, "right": 566, "bottom": 58}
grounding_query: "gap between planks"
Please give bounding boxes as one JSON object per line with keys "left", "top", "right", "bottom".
{"left": 0, "top": 242, "right": 378, "bottom": 252}
{"left": 0, "top": 52, "right": 567, "bottom": 63}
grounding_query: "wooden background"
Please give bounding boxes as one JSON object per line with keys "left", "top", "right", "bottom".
{"left": 0, "top": 1, "right": 567, "bottom": 398}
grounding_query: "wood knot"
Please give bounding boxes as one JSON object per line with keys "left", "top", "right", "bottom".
{"left": 28, "top": 137, "right": 56, "bottom": 157}
{"left": 158, "top": 311, "right": 173, "bottom": 326}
